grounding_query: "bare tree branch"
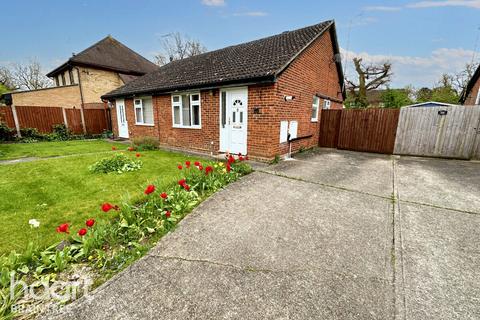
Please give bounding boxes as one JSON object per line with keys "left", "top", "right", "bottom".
{"left": 1, "top": 59, "right": 52, "bottom": 91}
{"left": 154, "top": 32, "right": 207, "bottom": 66}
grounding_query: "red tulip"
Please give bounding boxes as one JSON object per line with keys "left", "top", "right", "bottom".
{"left": 136, "top": 153, "right": 141, "bottom": 157}
{"left": 226, "top": 163, "right": 231, "bottom": 172}
{"left": 78, "top": 228, "right": 87, "bottom": 236}
{"left": 185, "top": 161, "right": 191, "bottom": 168}
{"left": 178, "top": 179, "right": 186, "bottom": 186}
{"left": 86, "top": 219, "right": 95, "bottom": 227}
{"left": 56, "top": 223, "right": 69, "bottom": 233}
{"left": 178, "top": 164, "right": 183, "bottom": 170}
{"left": 198, "top": 165, "right": 203, "bottom": 171}
{"left": 165, "top": 211, "right": 171, "bottom": 218}
{"left": 160, "top": 192, "right": 168, "bottom": 199}
{"left": 194, "top": 161, "right": 200, "bottom": 166}
{"left": 205, "top": 166, "right": 213, "bottom": 175}
{"left": 112, "top": 146, "right": 117, "bottom": 151}
{"left": 228, "top": 155, "right": 235, "bottom": 164}
{"left": 245, "top": 155, "right": 249, "bottom": 160}
{"left": 144, "top": 184, "right": 155, "bottom": 195}
{"left": 239, "top": 156, "right": 244, "bottom": 161}
{"left": 101, "top": 203, "right": 115, "bottom": 212}
{"left": 183, "top": 184, "right": 190, "bottom": 191}
{"left": 127, "top": 146, "right": 134, "bottom": 151}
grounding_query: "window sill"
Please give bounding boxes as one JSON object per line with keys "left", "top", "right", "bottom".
{"left": 172, "top": 125, "right": 202, "bottom": 130}
{"left": 135, "top": 123, "right": 155, "bottom": 127}
{"left": 311, "top": 119, "right": 318, "bottom": 123}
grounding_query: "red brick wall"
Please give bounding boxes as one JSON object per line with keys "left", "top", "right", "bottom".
{"left": 110, "top": 28, "right": 344, "bottom": 160}
{"left": 157, "top": 90, "right": 219, "bottom": 154}
{"left": 464, "top": 76, "right": 480, "bottom": 105}
{"left": 272, "top": 28, "right": 344, "bottom": 157}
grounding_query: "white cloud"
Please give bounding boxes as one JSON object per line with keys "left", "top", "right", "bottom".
{"left": 362, "top": 0, "right": 480, "bottom": 11}
{"left": 363, "top": 6, "right": 402, "bottom": 11}
{"left": 407, "top": 0, "right": 480, "bottom": 9}
{"left": 201, "top": 0, "right": 225, "bottom": 6}
{"left": 233, "top": 11, "right": 268, "bottom": 17}
{"left": 350, "top": 16, "right": 378, "bottom": 27}
{"left": 341, "top": 47, "right": 478, "bottom": 87}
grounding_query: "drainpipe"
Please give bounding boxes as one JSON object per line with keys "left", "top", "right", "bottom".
{"left": 75, "top": 67, "right": 87, "bottom": 134}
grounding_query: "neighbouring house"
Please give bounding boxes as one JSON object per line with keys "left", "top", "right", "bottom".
{"left": 460, "top": 64, "right": 480, "bottom": 105}
{"left": 3, "top": 36, "right": 157, "bottom": 134}
{"left": 103, "top": 20, "right": 345, "bottom": 160}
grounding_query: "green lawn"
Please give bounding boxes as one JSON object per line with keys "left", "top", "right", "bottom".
{"left": 0, "top": 140, "right": 128, "bottom": 160}
{"left": 0, "top": 142, "right": 194, "bottom": 254}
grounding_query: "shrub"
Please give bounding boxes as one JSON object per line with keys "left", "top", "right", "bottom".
{"left": 89, "top": 153, "right": 142, "bottom": 174}
{"left": 19, "top": 127, "right": 43, "bottom": 140}
{"left": 132, "top": 136, "right": 159, "bottom": 151}
{"left": 0, "top": 122, "right": 15, "bottom": 141}
{"left": 50, "top": 124, "right": 71, "bottom": 141}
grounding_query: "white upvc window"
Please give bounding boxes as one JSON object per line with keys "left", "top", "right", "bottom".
{"left": 171, "top": 93, "right": 201, "bottom": 128}
{"left": 475, "top": 88, "right": 480, "bottom": 105}
{"left": 311, "top": 96, "right": 320, "bottom": 122}
{"left": 134, "top": 97, "right": 154, "bottom": 125}
{"left": 323, "top": 99, "right": 331, "bottom": 110}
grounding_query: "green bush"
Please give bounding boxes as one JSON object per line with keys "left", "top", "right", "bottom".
{"left": 89, "top": 153, "right": 142, "bottom": 174}
{"left": 0, "top": 122, "right": 15, "bottom": 141}
{"left": 132, "top": 136, "right": 159, "bottom": 151}
{"left": 50, "top": 124, "right": 71, "bottom": 141}
{"left": 19, "top": 127, "right": 43, "bottom": 140}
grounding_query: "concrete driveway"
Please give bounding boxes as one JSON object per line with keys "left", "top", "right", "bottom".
{"left": 50, "top": 149, "right": 480, "bottom": 320}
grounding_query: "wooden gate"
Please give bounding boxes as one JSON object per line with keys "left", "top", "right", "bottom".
{"left": 319, "top": 108, "right": 400, "bottom": 154}
{"left": 394, "top": 105, "right": 480, "bottom": 159}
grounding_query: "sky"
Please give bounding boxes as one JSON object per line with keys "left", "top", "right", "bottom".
{"left": 1, "top": 0, "right": 479, "bottom": 89}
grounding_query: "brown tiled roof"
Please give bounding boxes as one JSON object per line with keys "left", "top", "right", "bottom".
{"left": 46, "top": 36, "right": 158, "bottom": 77}
{"left": 103, "top": 20, "right": 342, "bottom": 99}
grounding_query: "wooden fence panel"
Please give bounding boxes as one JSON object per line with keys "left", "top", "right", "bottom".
{"left": 65, "top": 108, "right": 83, "bottom": 134}
{"left": 0, "top": 106, "right": 15, "bottom": 127}
{"left": 319, "top": 109, "right": 342, "bottom": 148}
{"left": 336, "top": 108, "right": 400, "bottom": 154}
{"left": 84, "top": 109, "right": 109, "bottom": 134}
{"left": 394, "top": 105, "right": 480, "bottom": 159}
{"left": 15, "top": 106, "right": 64, "bottom": 133}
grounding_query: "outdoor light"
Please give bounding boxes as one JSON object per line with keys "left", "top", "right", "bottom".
{"left": 284, "top": 95, "right": 295, "bottom": 101}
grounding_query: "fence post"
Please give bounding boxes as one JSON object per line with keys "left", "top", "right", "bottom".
{"left": 11, "top": 105, "right": 21, "bottom": 138}
{"left": 62, "top": 107, "right": 69, "bottom": 129}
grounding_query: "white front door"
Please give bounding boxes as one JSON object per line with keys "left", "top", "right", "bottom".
{"left": 219, "top": 88, "right": 248, "bottom": 155}
{"left": 115, "top": 99, "right": 129, "bottom": 138}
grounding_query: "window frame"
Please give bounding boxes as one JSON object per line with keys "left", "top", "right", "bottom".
{"left": 311, "top": 96, "right": 320, "bottom": 122}
{"left": 133, "top": 96, "right": 154, "bottom": 126}
{"left": 69, "top": 69, "right": 75, "bottom": 84}
{"left": 171, "top": 92, "right": 202, "bottom": 129}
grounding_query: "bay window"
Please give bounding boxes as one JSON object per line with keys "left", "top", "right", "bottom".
{"left": 134, "top": 97, "right": 154, "bottom": 125}
{"left": 172, "top": 93, "right": 201, "bottom": 128}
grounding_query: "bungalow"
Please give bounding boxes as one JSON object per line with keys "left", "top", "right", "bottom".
{"left": 103, "top": 20, "right": 345, "bottom": 160}
{"left": 460, "top": 64, "right": 480, "bottom": 105}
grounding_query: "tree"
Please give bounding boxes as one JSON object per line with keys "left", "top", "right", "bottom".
{"left": 154, "top": 33, "right": 207, "bottom": 66}
{"left": 381, "top": 88, "right": 413, "bottom": 108}
{"left": 430, "top": 74, "right": 459, "bottom": 104}
{"left": 450, "top": 62, "right": 479, "bottom": 96}
{"left": 415, "top": 87, "right": 433, "bottom": 102}
{"left": 0, "top": 59, "right": 52, "bottom": 90}
{"left": 345, "top": 57, "right": 392, "bottom": 108}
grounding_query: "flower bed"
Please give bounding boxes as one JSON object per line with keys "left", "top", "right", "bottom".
{"left": 0, "top": 154, "right": 251, "bottom": 318}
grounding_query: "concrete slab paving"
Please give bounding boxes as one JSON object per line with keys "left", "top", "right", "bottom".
{"left": 395, "top": 156, "right": 480, "bottom": 213}
{"left": 398, "top": 202, "right": 480, "bottom": 320}
{"left": 264, "top": 148, "right": 394, "bottom": 197}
